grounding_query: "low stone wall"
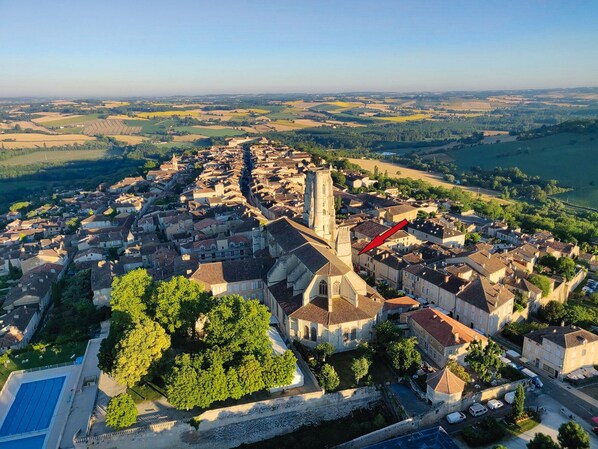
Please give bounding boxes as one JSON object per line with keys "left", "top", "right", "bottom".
{"left": 76, "top": 387, "right": 381, "bottom": 449}
{"left": 336, "top": 378, "right": 530, "bottom": 449}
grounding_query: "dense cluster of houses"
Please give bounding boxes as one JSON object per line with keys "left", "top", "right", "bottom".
{"left": 1, "top": 140, "right": 596, "bottom": 382}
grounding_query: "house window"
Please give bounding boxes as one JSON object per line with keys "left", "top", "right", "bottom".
{"left": 304, "top": 325, "right": 309, "bottom": 339}
{"left": 343, "top": 330, "right": 349, "bottom": 342}
{"left": 319, "top": 280, "right": 328, "bottom": 296}
{"left": 310, "top": 326, "right": 317, "bottom": 342}
{"left": 351, "top": 328, "right": 357, "bottom": 340}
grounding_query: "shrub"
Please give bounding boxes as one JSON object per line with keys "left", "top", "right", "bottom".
{"left": 461, "top": 416, "right": 505, "bottom": 446}
{"left": 317, "top": 364, "right": 340, "bottom": 392}
{"left": 106, "top": 393, "right": 137, "bottom": 430}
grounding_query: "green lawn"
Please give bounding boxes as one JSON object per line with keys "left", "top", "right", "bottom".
{"left": 128, "top": 382, "right": 167, "bottom": 404}
{"left": 41, "top": 113, "right": 100, "bottom": 127}
{"left": 328, "top": 351, "right": 397, "bottom": 390}
{"left": 0, "top": 340, "right": 88, "bottom": 389}
{"left": 502, "top": 416, "right": 541, "bottom": 435}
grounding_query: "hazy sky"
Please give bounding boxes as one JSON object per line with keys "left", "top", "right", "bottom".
{"left": 1, "top": 0, "right": 597, "bottom": 97}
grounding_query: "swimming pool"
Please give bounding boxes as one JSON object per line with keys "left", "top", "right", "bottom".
{"left": 0, "top": 376, "right": 66, "bottom": 437}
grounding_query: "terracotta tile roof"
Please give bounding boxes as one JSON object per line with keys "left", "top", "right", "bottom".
{"left": 290, "top": 294, "right": 382, "bottom": 325}
{"left": 383, "top": 296, "right": 421, "bottom": 311}
{"left": 190, "top": 257, "right": 274, "bottom": 287}
{"left": 407, "top": 307, "right": 487, "bottom": 347}
{"left": 426, "top": 367, "right": 465, "bottom": 394}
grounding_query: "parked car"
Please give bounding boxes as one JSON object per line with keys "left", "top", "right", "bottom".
{"left": 446, "top": 411, "right": 467, "bottom": 424}
{"left": 487, "top": 399, "right": 504, "bottom": 410}
{"left": 469, "top": 403, "right": 489, "bottom": 417}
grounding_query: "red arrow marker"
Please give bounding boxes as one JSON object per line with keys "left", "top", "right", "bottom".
{"left": 359, "top": 219, "right": 409, "bottom": 255}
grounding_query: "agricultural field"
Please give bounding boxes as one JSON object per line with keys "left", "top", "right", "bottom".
{"left": 33, "top": 113, "right": 100, "bottom": 127}
{"left": 447, "top": 132, "right": 598, "bottom": 208}
{"left": 347, "top": 157, "right": 506, "bottom": 202}
{"left": 0, "top": 133, "right": 95, "bottom": 149}
{"left": 2, "top": 149, "right": 108, "bottom": 166}
{"left": 106, "top": 135, "right": 147, "bottom": 145}
{"left": 176, "top": 126, "right": 247, "bottom": 137}
{"left": 83, "top": 119, "right": 142, "bottom": 136}
{"left": 374, "top": 113, "right": 432, "bottom": 122}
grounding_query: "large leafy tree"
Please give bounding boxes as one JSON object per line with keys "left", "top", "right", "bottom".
{"left": 464, "top": 339, "right": 505, "bottom": 383}
{"left": 374, "top": 320, "right": 401, "bottom": 352}
{"left": 112, "top": 318, "right": 171, "bottom": 387}
{"left": 527, "top": 433, "right": 559, "bottom": 449}
{"left": 106, "top": 393, "right": 138, "bottom": 430}
{"left": 540, "top": 301, "right": 566, "bottom": 325}
{"left": 110, "top": 269, "right": 154, "bottom": 323}
{"left": 237, "top": 355, "right": 266, "bottom": 395}
{"left": 151, "top": 276, "right": 209, "bottom": 334}
{"left": 387, "top": 337, "right": 421, "bottom": 374}
{"left": 558, "top": 421, "right": 590, "bottom": 449}
{"left": 164, "top": 354, "right": 201, "bottom": 410}
{"left": 263, "top": 351, "right": 297, "bottom": 389}
{"left": 203, "top": 295, "right": 271, "bottom": 362}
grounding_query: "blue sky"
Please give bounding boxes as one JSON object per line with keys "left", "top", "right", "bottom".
{"left": 1, "top": 0, "right": 597, "bottom": 96}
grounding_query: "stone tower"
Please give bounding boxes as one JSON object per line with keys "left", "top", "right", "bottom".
{"left": 303, "top": 168, "right": 336, "bottom": 245}
{"left": 335, "top": 226, "right": 352, "bottom": 267}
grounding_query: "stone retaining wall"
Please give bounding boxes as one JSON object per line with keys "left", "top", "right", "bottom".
{"left": 75, "top": 387, "right": 381, "bottom": 449}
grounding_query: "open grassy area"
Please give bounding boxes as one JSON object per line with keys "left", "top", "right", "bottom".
{"left": 0, "top": 340, "right": 88, "bottom": 389}
{"left": 175, "top": 126, "right": 247, "bottom": 137}
{"left": 127, "top": 382, "right": 167, "bottom": 404}
{"left": 2, "top": 149, "right": 108, "bottom": 166}
{"left": 327, "top": 351, "right": 397, "bottom": 390}
{"left": 40, "top": 113, "right": 100, "bottom": 127}
{"left": 448, "top": 132, "right": 598, "bottom": 208}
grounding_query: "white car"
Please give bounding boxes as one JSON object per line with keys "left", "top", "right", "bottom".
{"left": 469, "top": 403, "right": 489, "bottom": 417}
{"left": 487, "top": 399, "right": 504, "bottom": 410}
{"left": 446, "top": 411, "right": 467, "bottom": 424}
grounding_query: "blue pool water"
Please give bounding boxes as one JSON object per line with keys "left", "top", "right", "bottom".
{"left": 0, "top": 376, "right": 66, "bottom": 437}
{"left": 0, "top": 434, "right": 47, "bottom": 449}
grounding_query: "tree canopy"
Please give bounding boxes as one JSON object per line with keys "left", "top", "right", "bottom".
{"left": 464, "top": 339, "right": 505, "bottom": 383}
{"left": 558, "top": 421, "right": 590, "bottom": 449}
{"left": 387, "top": 337, "right": 421, "bottom": 374}
{"left": 105, "top": 393, "right": 138, "bottom": 430}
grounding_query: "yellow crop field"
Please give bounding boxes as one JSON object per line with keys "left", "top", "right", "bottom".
{"left": 107, "top": 115, "right": 146, "bottom": 120}
{"left": 0, "top": 133, "right": 95, "bottom": 149}
{"left": 375, "top": 113, "right": 431, "bottom": 122}
{"left": 135, "top": 110, "right": 204, "bottom": 118}
{"left": 325, "top": 101, "right": 363, "bottom": 108}
{"left": 173, "top": 134, "right": 205, "bottom": 142}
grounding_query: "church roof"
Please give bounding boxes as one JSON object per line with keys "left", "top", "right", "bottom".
{"left": 290, "top": 293, "right": 382, "bottom": 325}
{"left": 266, "top": 217, "right": 330, "bottom": 253}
